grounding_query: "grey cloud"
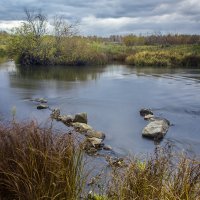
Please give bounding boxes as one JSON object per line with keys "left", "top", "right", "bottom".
{"left": 0, "top": 0, "right": 199, "bottom": 35}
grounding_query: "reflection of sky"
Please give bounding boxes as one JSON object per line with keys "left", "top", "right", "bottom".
{"left": 1, "top": 61, "right": 200, "bottom": 155}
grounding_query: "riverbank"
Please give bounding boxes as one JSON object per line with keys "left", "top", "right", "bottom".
{"left": 0, "top": 121, "right": 200, "bottom": 199}
{"left": 9, "top": 38, "right": 200, "bottom": 67}
{"left": 1, "top": 31, "right": 200, "bottom": 67}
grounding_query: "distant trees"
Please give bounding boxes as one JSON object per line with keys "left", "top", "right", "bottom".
{"left": 87, "top": 34, "right": 200, "bottom": 46}
{"left": 122, "top": 33, "right": 200, "bottom": 46}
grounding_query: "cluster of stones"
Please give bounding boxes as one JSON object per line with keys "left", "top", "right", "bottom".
{"left": 30, "top": 98, "right": 49, "bottom": 109}
{"left": 51, "top": 108, "right": 112, "bottom": 154}
{"left": 140, "top": 108, "right": 170, "bottom": 140}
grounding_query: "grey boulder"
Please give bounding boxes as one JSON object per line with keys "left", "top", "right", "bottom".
{"left": 85, "top": 130, "right": 105, "bottom": 140}
{"left": 58, "top": 115, "right": 74, "bottom": 125}
{"left": 72, "top": 122, "right": 93, "bottom": 133}
{"left": 73, "top": 112, "right": 88, "bottom": 124}
{"left": 140, "top": 108, "right": 153, "bottom": 117}
{"left": 87, "top": 137, "right": 103, "bottom": 147}
{"left": 37, "top": 104, "right": 49, "bottom": 110}
{"left": 142, "top": 119, "right": 169, "bottom": 139}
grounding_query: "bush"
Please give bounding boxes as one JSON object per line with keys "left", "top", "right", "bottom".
{"left": 108, "top": 145, "right": 200, "bottom": 200}
{"left": 54, "top": 37, "right": 108, "bottom": 66}
{"left": 0, "top": 121, "right": 85, "bottom": 200}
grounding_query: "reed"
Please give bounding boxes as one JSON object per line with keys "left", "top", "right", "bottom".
{"left": 108, "top": 144, "right": 200, "bottom": 200}
{"left": 0, "top": 121, "right": 85, "bottom": 200}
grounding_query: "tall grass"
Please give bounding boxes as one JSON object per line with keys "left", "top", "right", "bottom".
{"left": 126, "top": 50, "right": 200, "bottom": 67}
{"left": 0, "top": 121, "right": 200, "bottom": 200}
{"left": 108, "top": 145, "right": 200, "bottom": 200}
{"left": 0, "top": 121, "right": 85, "bottom": 200}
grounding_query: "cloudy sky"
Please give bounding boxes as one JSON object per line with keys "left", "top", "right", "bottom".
{"left": 0, "top": 0, "right": 199, "bottom": 36}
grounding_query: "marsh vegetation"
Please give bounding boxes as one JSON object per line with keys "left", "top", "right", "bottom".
{"left": 0, "top": 121, "right": 200, "bottom": 199}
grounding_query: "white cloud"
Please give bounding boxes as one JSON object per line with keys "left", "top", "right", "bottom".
{"left": 0, "top": 20, "right": 23, "bottom": 31}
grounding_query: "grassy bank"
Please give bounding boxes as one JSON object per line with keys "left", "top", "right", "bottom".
{"left": 7, "top": 32, "right": 200, "bottom": 67}
{"left": 8, "top": 36, "right": 200, "bottom": 67}
{"left": 0, "top": 26, "right": 199, "bottom": 67}
{"left": 1, "top": 27, "right": 200, "bottom": 67}
{"left": 108, "top": 145, "right": 200, "bottom": 200}
{"left": 0, "top": 121, "right": 200, "bottom": 199}
{"left": 125, "top": 45, "right": 200, "bottom": 67}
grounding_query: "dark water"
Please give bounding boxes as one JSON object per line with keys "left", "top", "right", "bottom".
{"left": 1, "top": 61, "right": 200, "bottom": 155}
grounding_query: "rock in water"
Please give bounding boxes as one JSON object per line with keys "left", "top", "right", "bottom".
{"left": 103, "top": 145, "right": 112, "bottom": 151}
{"left": 73, "top": 112, "right": 88, "bottom": 124}
{"left": 51, "top": 108, "right": 61, "bottom": 119}
{"left": 140, "top": 108, "right": 153, "bottom": 117}
{"left": 144, "top": 114, "right": 154, "bottom": 120}
{"left": 37, "top": 104, "right": 49, "bottom": 110}
{"left": 85, "top": 130, "right": 105, "bottom": 139}
{"left": 142, "top": 119, "right": 169, "bottom": 139}
{"left": 31, "top": 98, "right": 47, "bottom": 103}
{"left": 58, "top": 115, "right": 74, "bottom": 125}
{"left": 87, "top": 137, "right": 103, "bottom": 147}
{"left": 72, "top": 122, "right": 93, "bottom": 133}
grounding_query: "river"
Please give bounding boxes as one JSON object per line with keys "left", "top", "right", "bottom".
{"left": 1, "top": 61, "right": 200, "bottom": 155}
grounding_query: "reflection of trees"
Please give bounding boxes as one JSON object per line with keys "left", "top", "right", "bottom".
{"left": 7, "top": 63, "right": 106, "bottom": 95}
{"left": 14, "top": 65, "right": 106, "bottom": 81}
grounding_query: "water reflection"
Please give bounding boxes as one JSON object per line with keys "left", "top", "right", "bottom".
{"left": 15, "top": 64, "right": 105, "bottom": 81}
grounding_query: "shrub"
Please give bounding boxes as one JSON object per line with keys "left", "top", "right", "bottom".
{"left": 108, "top": 145, "right": 200, "bottom": 200}
{"left": 0, "top": 121, "right": 85, "bottom": 200}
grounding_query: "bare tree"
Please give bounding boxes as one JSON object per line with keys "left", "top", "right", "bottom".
{"left": 53, "top": 15, "right": 78, "bottom": 39}
{"left": 52, "top": 15, "right": 79, "bottom": 56}
{"left": 21, "top": 8, "right": 47, "bottom": 38}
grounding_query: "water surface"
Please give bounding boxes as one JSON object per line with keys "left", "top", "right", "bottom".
{"left": 1, "top": 61, "right": 200, "bottom": 155}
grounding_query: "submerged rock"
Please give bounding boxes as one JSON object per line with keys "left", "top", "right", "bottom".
{"left": 37, "top": 104, "right": 49, "bottom": 110}
{"left": 31, "top": 98, "right": 47, "bottom": 103}
{"left": 103, "top": 145, "right": 112, "bottom": 151}
{"left": 72, "top": 122, "right": 93, "bottom": 133}
{"left": 140, "top": 108, "right": 153, "bottom": 117}
{"left": 73, "top": 112, "right": 88, "bottom": 124}
{"left": 85, "top": 130, "right": 105, "bottom": 140}
{"left": 142, "top": 118, "right": 169, "bottom": 139}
